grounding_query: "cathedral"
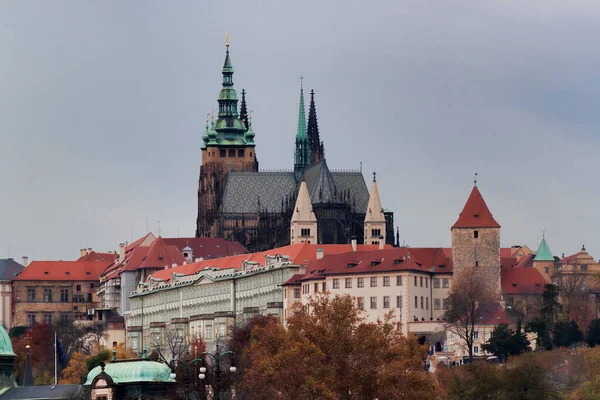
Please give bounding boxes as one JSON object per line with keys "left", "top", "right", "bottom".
{"left": 196, "top": 41, "right": 395, "bottom": 252}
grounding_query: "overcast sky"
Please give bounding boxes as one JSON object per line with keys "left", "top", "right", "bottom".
{"left": 1, "top": 1, "right": 599, "bottom": 262}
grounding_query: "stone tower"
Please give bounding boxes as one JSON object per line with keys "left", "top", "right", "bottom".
{"left": 533, "top": 235, "right": 555, "bottom": 283}
{"left": 290, "top": 180, "right": 318, "bottom": 244}
{"left": 196, "top": 40, "right": 259, "bottom": 238}
{"left": 364, "top": 173, "right": 386, "bottom": 245}
{"left": 294, "top": 83, "right": 311, "bottom": 181}
{"left": 451, "top": 185, "right": 501, "bottom": 296}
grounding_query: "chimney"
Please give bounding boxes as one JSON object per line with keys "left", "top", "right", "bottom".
{"left": 21, "top": 256, "right": 28, "bottom": 267}
{"left": 379, "top": 236, "right": 384, "bottom": 250}
{"left": 351, "top": 236, "right": 357, "bottom": 252}
{"left": 316, "top": 248, "right": 324, "bottom": 260}
{"left": 87, "top": 247, "right": 93, "bottom": 255}
{"left": 195, "top": 257, "right": 204, "bottom": 263}
{"left": 172, "top": 263, "right": 177, "bottom": 268}
{"left": 79, "top": 249, "right": 86, "bottom": 258}
{"left": 119, "top": 243, "right": 126, "bottom": 261}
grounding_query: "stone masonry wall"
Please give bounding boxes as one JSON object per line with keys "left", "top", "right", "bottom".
{"left": 452, "top": 227, "right": 501, "bottom": 297}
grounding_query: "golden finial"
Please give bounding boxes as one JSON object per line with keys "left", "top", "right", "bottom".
{"left": 226, "top": 34, "right": 230, "bottom": 48}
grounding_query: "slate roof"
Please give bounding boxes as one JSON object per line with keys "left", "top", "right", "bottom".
{"left": 0, "top": 384, "right": 84, "bottom": 399}
{"left": 0, "top": 259, "right": 25, "bottom": 281}
{"left": 221, "top": 160, "right": 369, "bottom": 214}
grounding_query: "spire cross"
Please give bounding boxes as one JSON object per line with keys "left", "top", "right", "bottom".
{"left": 226, "top": 33, "right": 230, "bottom": 48}
{"left": 474, "top": 172, "right": 478, "bottom": 187}
{"left": 373, "top": 171, "right": 377, "bottom": 182}
{"left": 542, "top": 230, "right": 546, "bottom": 239}
{"left": 300, "top": 75, "right": 304, "bottom": 88}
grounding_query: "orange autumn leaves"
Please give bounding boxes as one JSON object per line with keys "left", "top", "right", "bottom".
{"left": 240, "top": 293, "right": 440, "bottom": 400}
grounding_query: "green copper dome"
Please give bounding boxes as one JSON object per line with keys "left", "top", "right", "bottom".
{"left": 85, "top": 359, "right": 175, "bottom": 385}
{"left": 534, "top": 237, "right": 554, "bottom": 262}
{"left": 0, "top": 326, "right": 15, "bottom": 357}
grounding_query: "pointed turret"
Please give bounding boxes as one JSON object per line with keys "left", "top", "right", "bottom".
{"left": 364, "top": 172, "right": 386, "bottom": 245}
{"left": 534, "top": 234, "right": 555, "bottom": 283}
{"left": 294, "top": 83, "right": 311, "bottom": 180}
{"left": 290, "top": 180, "right": 318, "bottom": 244}
{"left": 307, "top": 89, "right": 324, "bottom": 163}
{"left": 452, "top": 186, "right": 500, "bottom": 229}
{"left": 23, "top": 345, "right": 33, "bottom": 386}
{"left": 239, "top": 89, "right": 249, "bottom": 130}
{"left": 534, "top": 236, "right": 554, "bottom": 262}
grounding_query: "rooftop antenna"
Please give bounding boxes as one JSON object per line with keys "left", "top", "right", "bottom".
{"left": 360, "top": 161, "right": 363, "bottom": 173}
{"left": 158, "top": 221, "right": 161, "bottom": 237}
{"left": 145, "top": 217, "right": 148, "bottom": 234}
{"left": 130, "top": 228, "right": 133, "bottom": 243}
{"left": 474, "top": 172, "right": 478, "bottom": 187}
{"left": 8, "top": 244, "right": 10, "bottom": 258}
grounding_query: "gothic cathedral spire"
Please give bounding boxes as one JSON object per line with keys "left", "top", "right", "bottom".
{"left": 290, "top": 180, "right": 317, "bottom": 244}
{"left": 307, "top": 89, "right": 324, "bottom": 163}
{"left": 239, "top": 89, "right": 249, "bottom": 130}
{"left": 364, "top": 172, "right": 386, "bottom": 245}
{"left": 294, "top": 82, "right": 311, "bottom": 180}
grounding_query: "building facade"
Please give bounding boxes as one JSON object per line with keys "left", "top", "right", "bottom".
{"left": 0, "top": 259, "right": 25, "bottom": 329}
{"left": 12, "top": 260, "right": 109, "bottom": 327}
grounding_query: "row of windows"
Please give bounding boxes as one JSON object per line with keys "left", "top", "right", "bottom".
{"left": 211, "top": 149, "right": 252, "bottom": 158}
{"left": 27, "top": 287, "right": 92, "bottom": 303}
{"left": 302, "top": 276, "right": 451, "bottom": 294}
{"left": 300, "top": 228, "right": 311, "bottom": 236}
{"left": 357, "top": 296, "right": 402, "bottom": 310}
{"left": 432, "top": 278, "right": 450, "bottom": 289}
{"left": 27, "top": 313, "right": 72, "bottom": 327}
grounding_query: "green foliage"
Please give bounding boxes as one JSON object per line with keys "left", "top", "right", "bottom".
{"left": 553, "top": 320, "right": 583, "bottom": 348}
{"left": 482, "top": 323, "right": 530, "bottom": 360}
{"left": 587, "top": 319, "right": 600, "bottom": 347}
{"left": 526, "top": 317, "right": 553, "bottom": 350}
{"left": 541, "top": 284, "right": 561, "bottom": 323}
{"left": 8, "top": 326, "right": 27, "bottom": 338}
{"left": 85, "top": 350, "right": 110, "bottom": 373}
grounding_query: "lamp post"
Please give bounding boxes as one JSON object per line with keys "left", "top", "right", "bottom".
{"left": 170, "top": 338, "right": 236, "bottom": 400}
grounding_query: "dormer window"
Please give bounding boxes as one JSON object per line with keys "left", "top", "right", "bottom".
{"left": 370, "top": 261, "right": 380, "bottom": 267}
{"left": 512, "top": 283, "right": 517, "bottom": 287}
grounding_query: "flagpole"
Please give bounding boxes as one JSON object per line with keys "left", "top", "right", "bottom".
{"left": 54, "top": 331, "right": 57, "bottom": 386}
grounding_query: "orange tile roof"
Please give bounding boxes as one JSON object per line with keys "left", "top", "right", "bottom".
{"left": 14, "top": 260, "right": 110, "bottom": 281}
{"left": 452, "top": 186, "right": 500, "bottom": 229}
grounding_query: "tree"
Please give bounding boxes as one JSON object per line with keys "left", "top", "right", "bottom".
{"left": 114, "top": 342, "right": 137, "bottom": 360}
{"left": 482, "top": 323, "right": 530, "bottom": 360}
{"left": 555, "top": 273, "right": 595, "bottom": 330}
{"left": 527, "top": 284, "right": 561, "bottom": 350}
{"left": 444, "top": 267, "right": 498, "bottom": 362}
{"left": 85, "top": 350, "right": 110, "bottom": 373}
{"left": 553, "top": 320, "right": 584, "bottom": 348}
{"left": 60, "top": 352, "right": 87, "bottom": 384}
{"left": 587, "top": 319, "right": 600, "bottom": 348}
{"left": 10, "top": 323, "right": 54, "bottom": 385}
{"left": 241, "top": 293, "right": 440, "bottom": 400}
{"left": 151, "top": 325, "right": 188, "bottom": 364}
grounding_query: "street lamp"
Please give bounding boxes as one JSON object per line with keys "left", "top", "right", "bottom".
{"left": 171, "top": 338, "right": 236, "bottom": 400}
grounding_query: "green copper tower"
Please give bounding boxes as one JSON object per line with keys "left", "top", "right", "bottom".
{"left": 294, "top": 81, "right": 311, "bottom": 180}
{"left": 214, "top": 39, "right": 251, "bottom": 146}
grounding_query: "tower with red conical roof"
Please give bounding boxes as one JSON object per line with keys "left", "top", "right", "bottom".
{"left": 451, "top": 183, "right": 501, "bottom": 296}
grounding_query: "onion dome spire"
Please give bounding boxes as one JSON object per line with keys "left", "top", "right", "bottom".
{"left": 294, "top": 79, "right": 311, "bottom": 180}
{"left": 240, "top": 89, "right": 249, "bottom": 130}
{"left": 245, "top": 113, "right": 256, "bottom": 144}
{"left": 307, "top": 89, "right": 324, "bottom": 163}
{"left": 213, "top": 36, "right": 251, "bottom": 145}
{"left": 201, "top": 114, "right": 210, "bottom": 148}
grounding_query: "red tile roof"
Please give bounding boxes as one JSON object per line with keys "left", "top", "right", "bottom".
{"left": 452, "top": 186, "right": 500, "bottom": 229}
{"left": 14, "top": 261, "right": 109, "bottom": 281}
{"left": 162, "top": 238, "right": 247, "bottom": 259}
{"left": 151, "top": 242, "right": 316, "bottom": 282}
{"left": 298, "top": 247, "right": 439, "bottom": 282}
{"left": 501, "top": 267, "right": 546, "bottom": 295}
{"left": 77, "top": 251, "right": 116, "bottom": 263}
{"left": 122, "top": 237, "right": 184, "bottom": 272}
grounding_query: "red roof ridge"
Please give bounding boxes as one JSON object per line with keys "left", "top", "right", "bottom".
{"left": 452, "top": 186, "right": 500, "bottom": 229}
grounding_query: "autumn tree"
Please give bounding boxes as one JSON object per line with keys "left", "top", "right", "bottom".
{"left": 241, "top": 293, "right": 440, "bottom": 400}
{"left": 586, "top": 319, "right": 600, "bottom": 347}
{"left": 60, "top": 352, "right": 87, "bottom": 384}
{"left": 10, "top": 323, "right": 54, "bottom": 385}
{"left": 151, "top": 325, "right": 188, "bottom": 364}
{"left": 444, "top": 267, "right": 498, "bottom": 362}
